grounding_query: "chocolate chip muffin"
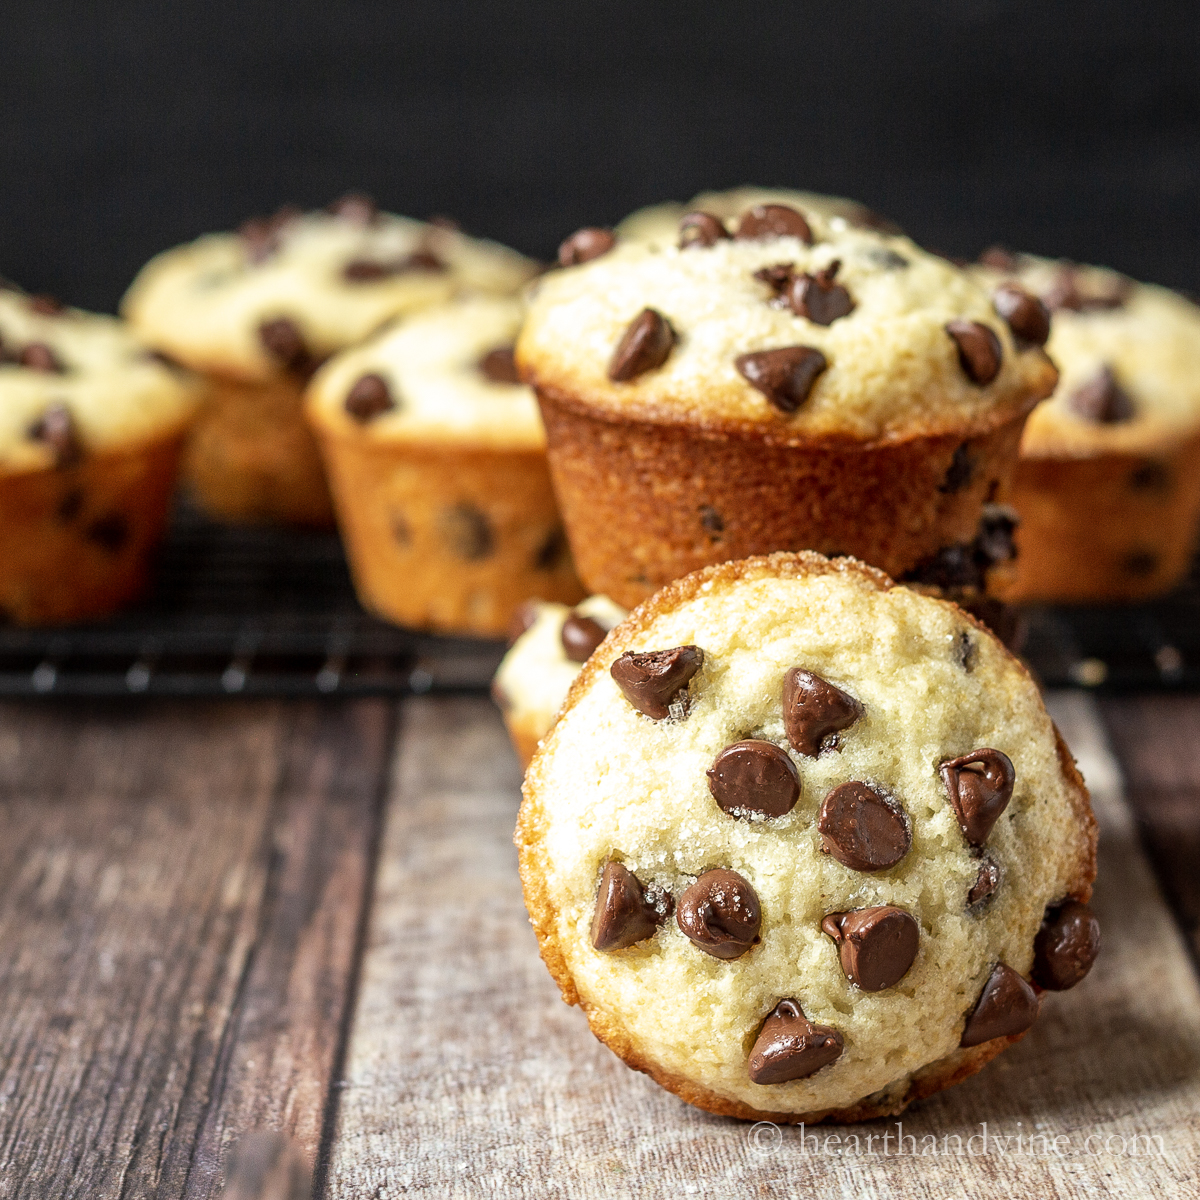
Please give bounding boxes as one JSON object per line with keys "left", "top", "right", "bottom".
{"left": 123, "top": 197, "right": 538, "bottom": 526}
{"left": 517, "top": 552, "right": 1098, "bottom": 1122}
{"left": 493, "top": 594, "right": 627, "bottom": 764}
{"left": 0, "top": 286, "right": 199, "bottom": 624}
{"left": 972, "top": 250, "right": 1200, "bottom": 602}
{"left": 306, "top": 294, "right": 582, "bottom": 636}
{"left": 519, "top": 199, "right": 1057, "bottom": 607}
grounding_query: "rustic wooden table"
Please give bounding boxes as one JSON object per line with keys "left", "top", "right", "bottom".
{"left": 0, "top": 690, "right": 1197, "bottom": 1198}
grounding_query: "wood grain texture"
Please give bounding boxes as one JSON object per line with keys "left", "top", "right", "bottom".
{"left": 327, "top": 693, "right": 1200, "bottom": 1199}
{"left": 1100, "top": 695, "right": 1200, "bottom": 961}
{"left": 0, "top": 698, "right": 394, "bottom": 1200}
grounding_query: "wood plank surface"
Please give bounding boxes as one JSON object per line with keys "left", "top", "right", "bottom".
{"left": 0, "top": 698, "right": 395, "bottom": 1200}
{"left": 326, "top": 693, "right": 1200, "bottom": 1199}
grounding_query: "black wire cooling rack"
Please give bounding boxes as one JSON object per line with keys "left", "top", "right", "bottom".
{"left": 0, "top": 503, "right": 1196, "bottom": 698}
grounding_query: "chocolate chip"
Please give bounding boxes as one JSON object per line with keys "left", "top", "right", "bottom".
{"left": 558, "top": 227, "right": 615, "bottom": 267}
{"left": 821, "top": 906, "right": 920, "bottom": 991}
{"left": 748, "top": 999, "right": 843, "bottom": 1084}
{"left": 56, "top": 488, "right": 83, "bottom": 522}
{"left": 940, "top": 748, "right": 1015, "bottom": 846}
{"left": 960, "top": 962, "right": 1040, "bottom": 1047}
{"left": 86, "top": 513, "right": 129, "bottom": 553}
{"left": 591, "top": 860, "right": 671, "bottom": 951}
{"left": 20, "top": 343, "right": 64, "bottom": 373}
{"left": 439, "top": 504, "right": 493, "bottom": 561}
{"left": 258, "top": 317, "right": 310, "bottom": 372}
{"left": 1041, "top": 268, "right": 1129, "bottom": 313}
{"left": 788, "top": 260, "right": 855, "bottom": 325}
{"left": 1033, "top": 900, "right": 1100, "bottom": 990}
{"left": 968, "top": 855, "right": 1001, "bottom": 907}
{"left": 610, "top": 645, "right": 704, "bottom": 720}
{"left": 818, "top": 782, "right": 910, "bottom": 872}
{"left": 698, "top": 505, "right": 724, "bottom": 537}
{"left": 327, "top": 193, "right": 378, "bottom": 224}
{"left": 390, "top": 511, "right": 412, "bottom": 547}
{"left": 707, "top": 740, "right": 800, "bottom": 820}
{"left": 904, "top": 506, "right": 1018, "bottom": 591}
{"left": 534, "top": 526, "right": 569, "bottom": 570}
{"left": 735, "top": 346, "right": 827, "bottom": 414}
{"left": 478, "top": 346, "right": 521, "bottom": 384}
{"left": 863, "top": 247, "right": 910, "bottom": 270}
{"left": 676, "top": 868, "right": 761, "bottom": 960}
{"left": 992, "top": 283, "right": 1050, "bottom": 347}
{"left": 28, "top": 404, "right": 81, "bottom": 467}
{"left": 939, "top": 442, "right": 976, "bottom": 494}
{"left": 678, "top": 211, "right": 729, "bottom": 249}
{"left": 1128, "top": 460, "right": 1172, "bottom": 494}
{"left": 28, "top": 294, "right": 64, "bottom": 316}
{"left": 342, "top": 251, "right": 446, "bottom": 281}
{"left": 561, "top": 614, "right": 607, "bottom": 663}
{"left": 1068, "top": 365, "right": 1134, "bottom": 423}
{"left": 608, "top": 309, "right": 675, "bottom": 382}
{"left": 753, "top": 262, "right": 795, "bottom": 302}
{"left": 344, "top": 373, "right": 395, "bottom": 422}
{"left": 782, "top": 669, "right": 862, "bottom": 756}
{"left": 1123, "top": 548, "right": 1159, "bottom": 577}
{"left": 978, "top": 245, "right": 1020, "bottom": 272}
{"left": 946, "top": 320, "right": 1002, "bottom": 385}
{"left": 239, "top": 205, "right": 300, "bottom": 263}
{"left": 956, "top": 630, "right": 977, "bottom": 672}
{"left": 735, "top": 204, "right": 813, "bottom": 244}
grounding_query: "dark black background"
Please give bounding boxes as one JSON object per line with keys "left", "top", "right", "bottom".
{"left": 2, "top": 0, "right": 1198, "bottom": 313}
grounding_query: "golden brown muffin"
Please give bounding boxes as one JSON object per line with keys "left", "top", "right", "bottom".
{"left": 122, "top": 197, "right": 538, "bottom": 526}
{"left": 973, "top": 249, "right": 1200, "bottom": 602}
{"left": 517, "top": 552, "right": 1098, "bottom": 1122}
{"left": 0, "top": 287, "right": 199, "bottom": 624}
{"left": 307, "top": 295, "right": 583, "bottom": 637}
{"left": 520, "top": 199, "right": 1057, "bottom": 607}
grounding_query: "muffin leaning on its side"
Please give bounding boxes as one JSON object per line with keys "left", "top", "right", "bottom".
{"left": 493, "top": 594, "right": 627, "bottom": 765}
{"left": 517, "top": 551, "right": 1099, "bottom": 1123}
{"left": 0, "top": 286, "right": 199, "bottom": 624}
{"left": 307, "top": 294, "right": 584, "bottom": 637}
{"left": 122, "top": 197, "right": 538, "bottom": 527}
{"left": 973, "top": 250, "right": 1200, "bottom": 602}
{"left": 520, "top": 199, "right": 1058, "bottom": 608}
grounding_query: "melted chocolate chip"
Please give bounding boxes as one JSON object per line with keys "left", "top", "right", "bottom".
{"left": 591, "top": 861, "right": 671, "bottom": 951}
{"left": 753, "top": 262, "right": 795, "bottom": 302}
{"left": 28, "top": 294, "right": 64, "bottom": 316}
{"left": 344, "top": 373, "right": 395, "bottom": 422}
{"left": 534, "top": 526, "right": 569, "bottom": 570}
{"left": 707, "top": 740, "right": 800, "bottom": 820}
{"left": 258, "top": 317, "right": 310, "bottom": 372}
{"left": 86, "top": 514, "right": 129, "bottom": 553}
{"left": 992, "top": 283, "right": 1050, "bottom": 346}
{"left": 506, "top": 599, "right": 541, "bottom": 647}
{"left": 561, "top": 613, "right": 607, "bottom": 663}
{"left": 904, "top": 505, "right": 1019, "bottom": 591}
{"left": 342, "top": 251, "right": 446, "bottom": 281}
{"left": 735, "top": 204, "right": 813, "bottom": 244}
{"left": 782, "top": 669, "right": 861, "bottom": 756}
{"left": 440, "top": 503, "right": 494, "bottom": 561}
{"left": 698, "top": 505, "right": 724, "bottom": 537}
{"left": 978, "top": 245, "right": 1020, "bottom": 272}
{"left": 821, "top": 906, "right": 920, "bottom": 991}
{"left": 1124, "top": 548, "right": 1159, "bottom": 577}
{"left": 1033, "top": 900, "right": 1100, "bottom": 990}
{"left": 676, "top": 868, "right": 761, "bottom": 960}
{"left": 968, "top": 855, "right": 1001, "bottom": 907}
{"left": 327, "top": 193, "right": 378, "bottom": 223}
{"left": 28, "top": 404, "right": 81, "bottom": 467}
{"left": 939, "top": 442, "right": 976, "bottom": 494}
{"left": 960, "top": 962, "right": 1040, "bottom": 1047}
{"left": 478, "top": 346, "right": 521, "bottom": 384}
{"left": 558, "top": 227, "right": 616, "bottom": 267}
{"left": 1068, "top": 366, "right": 1134, "bottom": 423}
{"left": 748, "top": 999, "right": 843, "bottom": 1084}
{"left": 1128, "top": 460, "right": 1172, "bottom": 495}
{"left": 788, "top": 260, "right": 854, "bottom": 325}
{"left": 818, "top": 782, "right": 910, "bottom": 872}
{"left": 608, "top": 309, "right": 675, "bottom": 382}
{"left": 610, "top": 645, "right": 704, "bottom": 720}
{"left": 940, "top": 748, "right": 1015, "bottom": 847}
{"left": 678, "top": 211, "right": 729, "bottom": 249}
{"left": 735, "top": 346, "right": 827, "bottom": 414}
{"left": 20, "top": 343, "right": 64, "bottom": 373}
{"left": 946, "top": 320, "right": 1003, "bottom": 385}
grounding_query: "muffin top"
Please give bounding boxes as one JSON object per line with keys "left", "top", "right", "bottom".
{"left": 0, "top": 287, "right": 200, "bottom": 474}
{"left": 972, "top": 250, "right": 1200, "bottom": 456}
{"left": 518, "top": 552, "right": 1096, "bottom": 1118}
{"left": 122, "top": 197, "right": 539, "bottom": 384}
{"left": 307, "top": 295, "right": 547, "bottom": 450}
{"left": 520, "top": 199, "right": 1055, "bottom": 443}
